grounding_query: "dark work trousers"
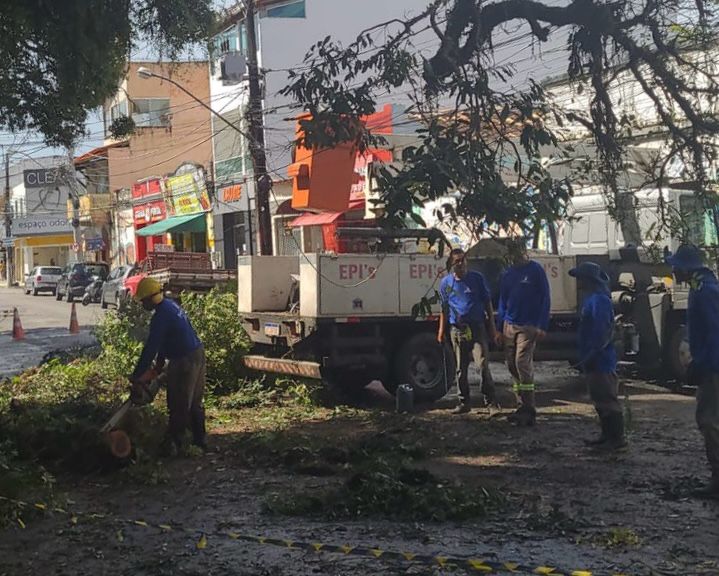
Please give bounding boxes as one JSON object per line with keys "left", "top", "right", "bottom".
{"left": 166, "top": 345, "right": 207, "bottom": 448}
{"left": 450, "top": 323, "right": 495, "bottom": 406}
{"left": 586, "top": 372, "right": 622, "bottom": 418}
{"left": 696, "top": 373, "right": 719, "bottom": 481}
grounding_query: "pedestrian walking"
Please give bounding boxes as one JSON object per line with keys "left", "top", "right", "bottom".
{"left": 496, "top": 241, "right": 550, "bottom": 426}
{"left": 438, "top": 248, "right": 498, "bottom": 414}
{"left": 667, "top": 244, "right": 719, "bottom": 499}
{"left": 130, "top": 278, "right": 207, "bottom": 455}
{"left": 569, "top": 261, "right": 627, "bottom": 451}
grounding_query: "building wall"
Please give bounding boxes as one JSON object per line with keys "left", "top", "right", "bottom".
{"left": 105, "top": 62, "right": 214, "bottom": 194}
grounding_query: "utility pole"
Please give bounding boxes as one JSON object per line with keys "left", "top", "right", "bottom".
{"left": 66, "top": 146, "right": 84, "bottom": 262}
{"left": 244, "top": 0, "right": 274, "bottom": 255}
{"left": 3, "top": 148, "right": 13, "bottom": 287}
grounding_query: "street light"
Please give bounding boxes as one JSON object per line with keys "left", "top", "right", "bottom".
{"left": 136, "top": 65, "right": 273, "bottom": 255}
{"left": 136, "top": 66, "right": 154, "bottom": 80}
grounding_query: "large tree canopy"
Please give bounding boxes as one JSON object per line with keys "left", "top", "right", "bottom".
{"left": 0, "top": 0, "right": 214, "bottom": 147}
{"left": 282, "top": 0, "right": 719, "bottom": 247}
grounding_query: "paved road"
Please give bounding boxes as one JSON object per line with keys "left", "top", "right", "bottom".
{"left": 0, "top": 287, "right": 108, "bottom": 378}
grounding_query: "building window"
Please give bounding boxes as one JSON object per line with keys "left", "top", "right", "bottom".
{"left": 263, "top": 0, "right": 306, "bottom": 18}
{"left": 131, "top": 98, "right": 171, "bottom": 128}
{"left": 110, "top": 100, "right": 129, "bottom": 122}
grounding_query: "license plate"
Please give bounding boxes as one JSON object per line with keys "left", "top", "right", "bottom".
{"left": 264, "top": 322, "right": 280, "bottom": 337}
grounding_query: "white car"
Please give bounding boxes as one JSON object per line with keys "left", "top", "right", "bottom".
{"left": 24, "top": 266, "right": 62, "bottom": 296}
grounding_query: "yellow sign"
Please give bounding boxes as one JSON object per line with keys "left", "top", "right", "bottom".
{"left": 163, "top": 170, "right": 211, "bottom": 216}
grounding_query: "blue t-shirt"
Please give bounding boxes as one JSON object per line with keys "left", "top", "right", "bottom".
{"left": 497, "top": 260, "right": 551, "bottom": 330}
{"left": 688, "top": 269, "right": 719, "bottom": 374}
{"left": 132, "top": 298, "right": 202, "bottom": 378}
{"left": 578, "top": 288, "right": 617, "bottom": 373}
{"left": 439, "top": 270, "right": 491, "bottom": 326}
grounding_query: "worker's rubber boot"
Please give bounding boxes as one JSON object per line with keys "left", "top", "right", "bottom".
{"left": 191, "top": 409, "right": 208, "bottom": 451}
{"left": 691, "top": 475, "right": 719, "bottom": 500}
{"left": 597, "top": 413, "right": 628, "bottom": 452}
{"left": 517, "top": 391, "right": 536, "bottom": 426}
{"left": 508, "top": 399, "right": 536, "bottom": 427}
{"left": 584, "top": 417, "right": 609, "bottom": 447}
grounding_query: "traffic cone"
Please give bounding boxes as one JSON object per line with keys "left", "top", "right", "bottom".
{"left": 69, "top": 303, "right": 80, "bottom": 334}
{"left": 12, "top": 308, "right": 25, "bottom": 340}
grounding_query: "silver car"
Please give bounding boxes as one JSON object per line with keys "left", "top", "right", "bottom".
{"left": 24, "top": 266, "right": 62, "bottom": 296}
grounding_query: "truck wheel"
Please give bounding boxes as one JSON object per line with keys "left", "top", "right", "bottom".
{"left": 667, "top": 324, "right": 691, "bottom": 383}
{"left": 394, "top": 332, "right": 454, "bottom": 403}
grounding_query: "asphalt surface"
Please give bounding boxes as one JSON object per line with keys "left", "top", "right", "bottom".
{"left": 0, "top": 287, "right": 106, "bottom": 378}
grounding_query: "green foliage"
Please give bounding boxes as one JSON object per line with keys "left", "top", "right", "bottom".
{"left": 599, "top": 527, "right": 642, "bottom": 549}
{"left": 95, "top": 298, "right": 150, "bottom": 379}
{"left": 281, "top": 0, "right": 719, "bottom": 246}
{"left": 0, "top": 0, "right": 214, "bottom": 146}
{"left": 265, "top": 458, "right": 505, "bottom": 521}
{"left": 108, "top": 115, "right": 136, "bottom": 139}
{"left": 180, "top": 289, "right": 251, "bottom": 394}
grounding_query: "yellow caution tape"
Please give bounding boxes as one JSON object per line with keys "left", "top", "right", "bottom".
{"left": 0, "top": 495, "right": 635, "bottom": 575}
{"left": 196, "top": 534, "right": 207, "bottom": 550}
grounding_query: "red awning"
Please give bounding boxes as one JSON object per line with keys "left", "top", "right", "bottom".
{"left": 289, "top": 199, "right": 365, "bottom": 228}
{"left": 289, "top": 211, "right": 343, "bottom": 227}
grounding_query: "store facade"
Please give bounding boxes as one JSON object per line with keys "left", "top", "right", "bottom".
{"left": 12, "top": 165, "right": 75, "bottom": 280}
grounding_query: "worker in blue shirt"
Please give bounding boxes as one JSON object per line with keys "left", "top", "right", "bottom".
{"left": 496, "top": 241, "right": 550, "bottom": 426}
{"left": 569, "top": 261, "right": 626, "bottom": 451}
{"left": 438, "top": 249, "right": 498, "bottom": 414}
{"left": 667, "top": 245, "right": 719, "bottom": 499}
{"left": 131, "top": 278, "right": 206, "bottom": 454}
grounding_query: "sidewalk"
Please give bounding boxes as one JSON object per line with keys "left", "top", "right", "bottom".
{"left": 0, "top": 327, "right": 97, "bottom": 379}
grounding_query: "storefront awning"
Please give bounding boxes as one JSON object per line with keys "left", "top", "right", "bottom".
{"left": 289, "top": 199, "right": 365, "bottom": 228}
{"left": 15, "top": 234, "right": 74, "bottom": 248}
{"left": 289, "top": 211, "right": 343, "bottom": 227}
{"left": 136, "top": 213, "right": 206, "bottom": 237}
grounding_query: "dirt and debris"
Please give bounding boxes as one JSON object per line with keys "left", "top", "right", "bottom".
{"left": 1, "top": 362, "right": 718, "bottom": 576}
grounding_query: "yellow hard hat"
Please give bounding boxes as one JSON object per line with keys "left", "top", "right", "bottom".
{"left": 135, "top": 277, "right": 163, "bottom": 304}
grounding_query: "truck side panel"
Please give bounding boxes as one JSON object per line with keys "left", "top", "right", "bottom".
{"left": 238, "top": 255, "right": 299, "bottom": 313}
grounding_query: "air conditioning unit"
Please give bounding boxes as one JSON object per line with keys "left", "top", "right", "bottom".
{"left": 220, "top": 53, "right": 247, "bottom": 84}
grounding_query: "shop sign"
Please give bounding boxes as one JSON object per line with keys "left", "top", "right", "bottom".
{"left": 214, "top": 181, "right": 250, "bottom": 214}
{"left": 133, "top": 200, "right": 166, "bottom": 226}
{"left": 24, "top": 168, "right": 61, "bottom": 189}
{"left": 14, "top": 215, "right": 73, "bottom": 236}
{"left": 2, "top": 237, "right": 15, "bottom": 248}
{"left": 153, "top": 243, "right": 174, "bottom": 253}
{"left": 164, "top": 169, "right": 211, "bottom": 216}
{"left": 85, "top": 237, "right": 105, "bottom": 251}
{"left": 132, "top": 178, "right": 163, "bottom": 201}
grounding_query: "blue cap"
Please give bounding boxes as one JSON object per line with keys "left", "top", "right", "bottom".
{"left": 666, "top": 245, "right": 706, "bottom": 271}
{"left": 569, "top": 261, "right": 610, "bottom": 285}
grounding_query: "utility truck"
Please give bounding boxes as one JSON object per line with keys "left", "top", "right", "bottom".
{"left": 237, "top": 229, "right": 692, "bottom": 401}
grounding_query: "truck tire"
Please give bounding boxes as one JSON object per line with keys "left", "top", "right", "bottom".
{"left": 667, "top": 324, "right": 691, "bottom": 383}
{"left": 394, "top": 332, "right": 454, "bottom": 403}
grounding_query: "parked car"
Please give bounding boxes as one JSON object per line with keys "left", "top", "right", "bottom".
{"left": 24, "top": 266, "right": 62, "bottom": 296}
{"left": 101, "top": 264, "right": 139, "bottom": 309}
{"left": 56, "top": 262, "right": 110, "bottom": 303}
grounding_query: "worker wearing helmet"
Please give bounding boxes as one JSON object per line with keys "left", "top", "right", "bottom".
{"left": 667, "top": 244, "right": 719, "bottom": 499}
{"left": 131, "top": 278, "right": 206, "bottom": 454}
{"left": 569, "top": 261, "right": 626, "bottom": 451}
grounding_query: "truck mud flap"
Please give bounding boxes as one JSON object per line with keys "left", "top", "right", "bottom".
{"left": 243, "top": 355, "right": 322, "bottom": 379}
